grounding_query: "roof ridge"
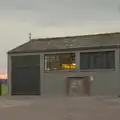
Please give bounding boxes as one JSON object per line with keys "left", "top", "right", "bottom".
{"left": 31, "top": 32, "right": 120, "bottom": 41}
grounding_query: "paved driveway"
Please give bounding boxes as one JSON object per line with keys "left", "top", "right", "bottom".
{"left": 0, "top": 96, "right": 120, "bottom": 120}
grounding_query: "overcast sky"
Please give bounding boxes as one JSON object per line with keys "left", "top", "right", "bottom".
{"left": 0, "top": 0, "right": 120, "bottom": 73}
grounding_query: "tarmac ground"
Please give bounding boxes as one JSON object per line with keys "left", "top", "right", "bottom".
{"left": 0, "top": 96, "right": 120, "bottom": 120}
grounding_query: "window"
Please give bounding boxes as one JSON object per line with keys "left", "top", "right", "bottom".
{"left": 80, "top": 51, "right": 115, "bottom": 70}
{"left": 44, "top": 53, "right": 76, "bottom": 71}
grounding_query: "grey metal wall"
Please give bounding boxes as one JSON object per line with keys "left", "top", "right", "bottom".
{"left": 40, "top": 48, "right": 120, "bottom": 96}
{"left": 8, "top": 47, "right": 120, "bottom": 96}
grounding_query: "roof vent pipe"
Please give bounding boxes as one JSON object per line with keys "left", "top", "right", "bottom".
{"left": 28, "top": 32, "right": 32, "bottom": 41}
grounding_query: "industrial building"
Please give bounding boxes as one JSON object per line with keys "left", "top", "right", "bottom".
{"left": 7, "top": 32, "right": 120, "bottom": 96}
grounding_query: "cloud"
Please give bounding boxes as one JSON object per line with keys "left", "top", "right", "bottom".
{"left": 0, "top": 0, "right": 119, "bottom": 26}
{"left": 0, "top": 0, "right": 120, "bottom": 72}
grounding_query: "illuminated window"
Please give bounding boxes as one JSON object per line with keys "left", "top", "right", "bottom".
{"left": 44, "top": 53, "right": 76, "bottom": 71}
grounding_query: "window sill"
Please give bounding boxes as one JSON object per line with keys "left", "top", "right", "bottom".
{"left": 44, "top": 69, "right": 77, "bottom": 73}
{"left": 80, "top": 69, "right": 116, "bottom": 72}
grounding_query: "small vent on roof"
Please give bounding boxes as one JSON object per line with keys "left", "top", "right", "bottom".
{"left": 72, "top": 38, "right": 76, "bottom": 42}
{"left": 64, "top": 40, "right": 69, "bottom": 43}
{"left": 69, "top": 44, "right": 73, "bottom": 48}
{"left": 77, "top": 45, "right": 81, "bottom": 47}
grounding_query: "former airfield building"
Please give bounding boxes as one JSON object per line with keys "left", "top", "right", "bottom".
{"left": 7, "top": 32, "right": 120, "bottom": 96}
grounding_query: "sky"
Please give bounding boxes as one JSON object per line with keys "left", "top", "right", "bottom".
{"left": 0, "top": 0, "right": 120, "bottom": 74}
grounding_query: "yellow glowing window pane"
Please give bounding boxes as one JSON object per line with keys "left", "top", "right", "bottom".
{"left": 62, "top": 64, "right": 76, "bottom": 69}
{"left": 62, "top": 64, "right": 65, "bottom": 68}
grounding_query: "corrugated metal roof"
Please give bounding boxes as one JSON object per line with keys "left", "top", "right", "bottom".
{"left": 8, "top": 32, "right": 120, "bottom": 54}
